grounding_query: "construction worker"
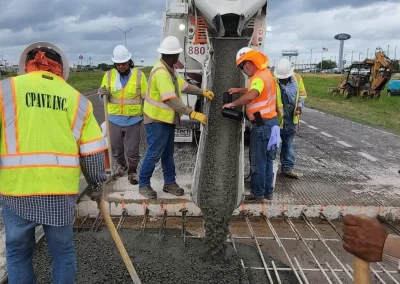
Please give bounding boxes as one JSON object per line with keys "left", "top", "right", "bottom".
{"left": 98, "top": 45, "right": 147, "bottom": 184}
{"left": 274, "top": 59, "right": 307, "bottom": 179}
{"left": 0, "top": 42, "right": 107, "bottom": 283}
{"left": 224, "top": 48, "right": 279, "bottom": 201}
{"left": 139, "top": 36, "right": 214, "bottom": 199}
{"left": 343, "top": 214, "right": 400, "bottom": 264}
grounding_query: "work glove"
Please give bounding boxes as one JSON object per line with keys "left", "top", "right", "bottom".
{"left": 202, "top": 90, "right": 214, "bottom": 101}
{"left": 190, "top": 111, "right": 207, "bottom": 125}
{"left": 86, "top": 185, "right": 103, "bottom": 202}
{"left": 98, "top": 86, "right": 110, "bottom": 98}
{"left": 295, "top": 107, "right": 302, "bottom": 115}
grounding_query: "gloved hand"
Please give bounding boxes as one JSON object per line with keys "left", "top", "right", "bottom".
{"left": 86, "top": 186, "right": 103, "bottom": 202}
{"left": 98, "top": 86, "right": 110, "bottom": 97}
{"left": 190, "top": 111, "right": 207, "bottom": 125}
{"left": 295, "top": 107, "right": 302, "bottom": 115}
{"left": 202, "top": 90, "right": 214, "bottom": 101}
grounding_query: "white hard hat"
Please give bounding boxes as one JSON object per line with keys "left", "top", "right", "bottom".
{"left": 274, "top": 58, "right": 294, "bottom": 79}
{"left": 157, "top": 36, "right": 183, "bottom": 54}
{"left": 111, "top": 45, "right": 132, "bottom": 63}
{"left": 19, "top": 41, "right": 70, "bottom": 80}
{"left": 236, "top": 47, "right": 253, "bottom": 64}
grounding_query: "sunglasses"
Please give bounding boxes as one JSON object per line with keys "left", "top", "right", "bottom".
{"left": 238, "top": 61, "right": 247, "bottom": 70}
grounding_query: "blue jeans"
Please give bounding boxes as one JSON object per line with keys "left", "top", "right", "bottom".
{"left": 2, "top": 205, "right": 76, "bottom": 284}
{"left": 280, "top": 132, "right": 296, "bottom": 172}
{"left": 139, "top": 122, "right": 176, "bottom": 187}
{"left": 250, "top": 118, "right": 278, "bottom": 197}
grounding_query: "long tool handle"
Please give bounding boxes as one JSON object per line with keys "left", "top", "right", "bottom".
{"left": 99, "top": 199, "right": 142, "bottom": 283}
{"left": 353, "top": 256, "right": 371, "bottom": 284}
{"left": 103, "top": 94, "right": 114, "bottom": 175}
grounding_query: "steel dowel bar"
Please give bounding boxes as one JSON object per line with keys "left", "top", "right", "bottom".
{"left": 244, "top": 215, "right": 274, "bottom": 284}
{"left": 377, "top": 215, "right": 400, "bottom": 236}
{"left": 325, "top": 262, "right": 344, "bottom": 284}
{"left": 320, "top": 213, "right": 343, "bottom": 238}
{"left": 293, "top": 257, "right": 310, "bottom": 284}
{"left": 284, "top": 214, "right": 333, "bottom": 284}
{"left": 271, "top": 261, "right": 282, "bottom": 284}
{"left": 301, "top": 212, "right": 353, "bottom": 280}
{"left": 232, "top": 236, "right": 339, "bottom": 241}
{"left": 376, "top": 262, "right": 400, "bottom": 284}
{"left": 243, "top": 266, "right": 398, "bottom": 274}
{"left": 228, "top": 227, "right": 246, "bottom": 269}
{"left": 264, "top": 216, "right": 304, "bottom": 284}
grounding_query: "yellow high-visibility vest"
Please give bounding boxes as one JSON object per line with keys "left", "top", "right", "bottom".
{"left": 275, "top": 72, "right": 307, "bottom": 128}
{"left": 101, "top": 68, "right": 147, "bottom": 116}
{"left": 143, "top": 60, "right": 188, "bottom": 124}
{"left": 0, "top": 71, "right": 107, "bottom": 196}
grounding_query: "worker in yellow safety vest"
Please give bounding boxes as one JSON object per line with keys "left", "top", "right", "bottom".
{"left": 0, "top": 41, "right": 108, "bottom": 283}
{"left": 139, "top": 36, "right": 214, "bottom": 199}
{"left": 274, "top": 58, "right": 307, "bottom": 179}
{"left": 98, "top": 45, "right": 148, "bottom": 184}
{"left": 224, "top": 47, "right": 279, "bottom": 201}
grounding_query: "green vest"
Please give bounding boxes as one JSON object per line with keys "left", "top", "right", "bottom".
{"left": 101, "top": 68, "right": 143, "bottom": 116}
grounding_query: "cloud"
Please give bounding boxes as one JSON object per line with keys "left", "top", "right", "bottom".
{"left": 0, "top": 0, "right": 399, "bottom": 69}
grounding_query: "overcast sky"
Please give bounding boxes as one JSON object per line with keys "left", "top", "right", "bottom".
{"left": 0, "top": 0, "right": 399, "bottom": 68}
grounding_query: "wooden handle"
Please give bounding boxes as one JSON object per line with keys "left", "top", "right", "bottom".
{"left": 99, "top": 200, "right": 142, "bottom": 283}
{"left": 353, "top": 256, "right": 371, "bottom": 284}
{"left": 102, "top": 95, "right": 114, "bottom": 175}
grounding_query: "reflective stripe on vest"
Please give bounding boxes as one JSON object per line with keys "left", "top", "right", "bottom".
{"left": 72, "top": 94, "right": 89, "bottom": 141}
{"left": 1, "top": 79, "right": 18, "bottom": 154}
{"left": 145, "top": 67, "right": 174, "bottom": 111}
{"left": 0, "top": 154, "right": 80, "bottom": 169}
{"left": 107, "top": 69, "right": 142, "bottom": 114}
{"left": 246, "top": 70, "right": 277, "bottom": 121}
{"left": 80, "top": 138, "right": 108, "bottom": 155}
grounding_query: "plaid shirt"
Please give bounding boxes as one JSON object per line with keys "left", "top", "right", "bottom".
{"left": 1, "top": 152, "right": 107, "bottom": 227}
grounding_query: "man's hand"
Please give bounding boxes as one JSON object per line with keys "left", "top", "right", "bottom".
{"left": 86, "top": 186, "right": 103, "bottom": 202}
{"left": 222, "top": 103, "right": 234, "bottom": 109}
{"left": 202, "top": 90, "right": 214, "bottom": 101}
{"left": 342, "top": 214, "right": 389, "bottom": 262}
{"left": 295, "top": 107, "right": 302, "bottom": 115}
{"left": 228, "top": 88, "right": 245, "bottom": 95}
{"left": 98, "top": 86, "right": 110, "bottom": 97}
{"left": 190, "top": 111, "right": 207, "bottom": 125}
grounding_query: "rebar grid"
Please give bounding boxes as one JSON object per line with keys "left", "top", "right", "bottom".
{"left": 74, "top": 209, "right": 400, "bottom": 284}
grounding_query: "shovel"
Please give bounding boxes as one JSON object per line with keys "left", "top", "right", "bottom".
{"left": 353, "top": 256, "right": 371, "bottom": 284}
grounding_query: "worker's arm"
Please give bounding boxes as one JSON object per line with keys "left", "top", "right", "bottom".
{"left": 179, "top": 76, "right": 214, "bottom": 101}
{"left": 382, "top": 234, "right": 400, "bottom": 265}
{"left": 78, "top": 99, "right": 108, "bottom": 197}
{"left": 297, "top": 75, "right": 307, "bottom": 109}
{"left": 98, "top": 72, "right": 110, "bottom": 104}
{"left": 140, "top": 70, "right": 148, "bottom": 100}
{"left": 224, "top": 78, "right": 263, "bottom": 108}
{"left": 228, "top": 88, "right": 248, "bottom": 95}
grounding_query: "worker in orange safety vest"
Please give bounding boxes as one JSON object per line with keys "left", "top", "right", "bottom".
{"left": 0, "top": 41, "right": 108, "bottom": 283}
{"left": 224, "top": 47, "right": 279, "bottom": 201}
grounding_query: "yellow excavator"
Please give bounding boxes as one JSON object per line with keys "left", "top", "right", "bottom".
{"left": 329, "top": 47, "right": 394, "bottom": 99}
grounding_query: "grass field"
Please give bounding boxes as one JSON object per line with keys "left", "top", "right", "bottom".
{"left": 2, "top": 68, "right": 400, "bottom": 134}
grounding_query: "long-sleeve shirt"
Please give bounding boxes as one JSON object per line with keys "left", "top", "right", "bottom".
{"left": 99, "top": 69, "right": 145, "bottom": 127}
{"left": 383, "top": 234, "right": 400, "bottom": 266}
{"left": 144, "top": 59, "right": 203, "bottom": 125}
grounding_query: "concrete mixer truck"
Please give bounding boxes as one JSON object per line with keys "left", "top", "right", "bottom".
{"left": 162, "top": 0, "right": 269, "bottom": 143}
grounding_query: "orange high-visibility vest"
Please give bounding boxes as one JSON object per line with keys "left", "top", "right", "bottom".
{"left": 246, "top": 68, "right": 277, "bottom": 121}
{"left": 0, "top": 71, "right": 107, "bottom": 196}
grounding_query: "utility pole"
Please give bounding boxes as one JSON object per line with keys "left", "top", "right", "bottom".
{"left": 387, "top": 44, "right": 390, "bottom": 57}
{"left": 366, "top": 48, "right": 369, "bottom": 60}
{"left": 359, "top": 52, "right": 363, "bottom": 62}
{"left": 310, "top": 49, "right": 313, "bottom": 70}
{"left": 351, "top": 51, "right": 354, "bottom": 64}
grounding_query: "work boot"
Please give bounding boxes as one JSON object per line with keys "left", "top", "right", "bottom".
{"left": 139, "top": 186, "right": 157, "bottom": 199}
{"left": 112, "top": 165, "right": 126, "bottom": 178}
{"left": 264, "top": 192, "right": 273, "bottom": 200}
{"left": 128, "top": 172, "right": 138, "bottom": 185}
{"left": 281, "top": 169, "right": 302, "bottom": 179}
{"left": 163, "top": 182, "right": 184, "bottom": 196}
{"left": 245, "top": 194, "right": 265, "bottom": 202}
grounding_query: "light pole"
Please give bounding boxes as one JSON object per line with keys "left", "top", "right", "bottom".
{"left": 310, "top": 49, "right": 313, "bottom": 69}
{"left": 366, "top": 48, "right": 369, "bottom": 60}
{"left": 112, "top": 25, "right": 139, "bottom": 47}
{"left": 351, "top": 51, "right": 354, "bottom": 64}
{"left": 359, "top": 52, "right": 363, "bottom": 62}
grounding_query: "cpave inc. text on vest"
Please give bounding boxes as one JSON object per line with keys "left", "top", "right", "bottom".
{"left": 25, "top": 92, "right": 67, "bottom": 112}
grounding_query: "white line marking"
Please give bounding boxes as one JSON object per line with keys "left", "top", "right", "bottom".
{"left": 320, "top": 132, "right": 333, "bottom": 138}
{"left": 336, "top": 141, "right": 352, "bottom": 148}
{"left": 358, "top": 152, "right": 378, "bottom": 162}
{"left": 307, "top": 125, "right": 318, "bottom": 130}
{"left": 299, "top": 120, "right": 306, "bottom": 124}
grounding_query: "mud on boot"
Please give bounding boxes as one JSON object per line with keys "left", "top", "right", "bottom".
{"left": 281, "top": 169, "right": 302, "bottom": 179}
{"left": 128, "top": 172, "right": 138, "bottom": 185}
{"left": 112, "top": 165, "right": 126, "bottom": 178}
{"left": 139, "top": 186, "right": 157, "bottom": 199}
{"left": 163, "top": 182, "right": 184, "bottom": 196}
